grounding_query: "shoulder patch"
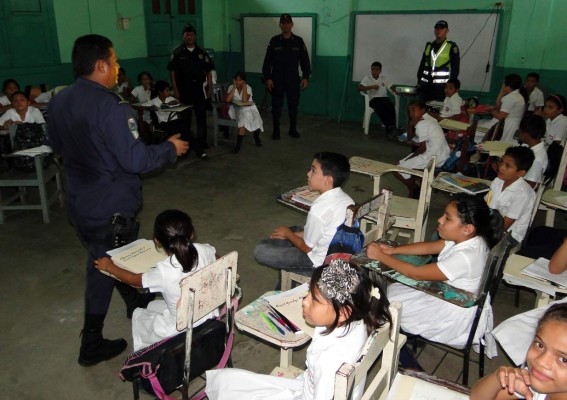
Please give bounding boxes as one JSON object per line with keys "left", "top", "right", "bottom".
{"left": 128, "top": 117, "right": 139, "bottom": 139}
{"left": 110, "top": 91, "right": 125, "bottom": 103}
{"left": 453, "top": 46, "right": 459, "bottom": 54}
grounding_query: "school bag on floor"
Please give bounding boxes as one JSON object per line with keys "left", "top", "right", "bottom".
{"left": 11, "top": 123, "right": 53, "bottom": 171}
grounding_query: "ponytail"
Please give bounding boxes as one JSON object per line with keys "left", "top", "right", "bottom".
{"left": 451, "top": 193, "right": 504, "bottom": 248}
{"left": 153, "top": 209, "right": 198, "bottom": 273}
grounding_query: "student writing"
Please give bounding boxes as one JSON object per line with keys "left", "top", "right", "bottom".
{"left": 95, "top": 209, "right": 218, "bottom": 350}
{"left": 205, "top": 259, "right": 392, "bottom": 400}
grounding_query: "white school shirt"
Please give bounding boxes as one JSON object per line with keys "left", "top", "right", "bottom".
{"left": 524, "top": 142, "right": 548, "bottom": 184}
{"left": 360, "top": 75, "right": 391, "bottom": 99}
{"left": 545, "top": 114, "right": 567, "bottom": 146}
{"left": 528, "top": 86, "right": 544, "bottom": 112}
{"left": 499, "top": 89, "right": 526, "bottom": 143}
{"left": 440, "top": 92, "right": 463, "bottom": 118}
{"left": 304, "top": 187, "right": 354, "bottom": 267}
{"left": 131, "top": 85, "right": 152, "bottom": 103}
{"left": 0, "top": 95, "right": 10, "bottom": 106}
{"left": 486, "top": 177, "right": 535, "bottom": 242}
{"left": 134, "top": 243, "right": 218, "bottom": 350}
{"left": 0, "top": 107, "right": 45, "bottom": 125}
{"left": 416, "top": 113, "right": 450, "bottom": 163}
{"left": 141, "top": 96, "right": 178, "bottom": 123}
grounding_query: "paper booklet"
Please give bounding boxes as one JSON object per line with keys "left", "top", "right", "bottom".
{"left": 439, "top": 119, "right": 469, "bottom": 131}
{"left": 522, "top": 257, "right": 567, "bottom": 288}
{"left": 265, "top": 284, "right": 315, "bottom": 337}
{"left": 232, "top": 100, "right": 254, "bottom": 107}
{"left": 105, "top": 239, "right": 167, "bottom": 276}
{"left": 440, "top": 173, "right": 490, "bottom": 195}
{"left": 387, "top": 373, "right": 469, "bottom": 400}
{"left": 290, "top": 187, "right": 321, "bottom": 207}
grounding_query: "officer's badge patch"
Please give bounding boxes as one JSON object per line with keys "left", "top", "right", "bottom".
{"left": 205, "top": 56, "right": 210, "bottom": 62}
{"left": 199, "top": 54, "right": 203, "bottom": 60}
{"left": 453, "top": 47, "right": 458, "bottom": 54}
{"left": 128, "top": 118, "right": 139, "bottom": 139}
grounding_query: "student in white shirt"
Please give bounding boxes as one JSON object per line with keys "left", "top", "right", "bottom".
{"left": 520, "top": 114, "right": 548, "bottom": 188}
{"left": 131, "top": 71, "right": 154, "bottom": 124}
{"left": 491, "top": 74, "right": 528, "bottom": 143}
{"left": 0, "top": 78, "right": 19, "bottom": 113}
{"left": 358, "top": 61, "right": 396, "bottom": 135}
{"left": 429, "top": 78, "right": 463, "bottom": 121}
{"left": 0, "top": 91, "right": 45, "bottom": 129}
{"left": 541, "top": 94, "right": 567, "bottom": 146}
{"left": 525, "top": 72, "right": 545, "bottom": 113}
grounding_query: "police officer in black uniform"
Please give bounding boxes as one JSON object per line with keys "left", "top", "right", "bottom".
{"left": 262, "top": 13, "right": 311, "bottom": 140}
{"left": 417, "top": 20, "right": 460, "bottom": 102}
{"left": 168, "top": 24, "right": 214, "bottom": 152}
{"left": 48, "top": 34, "right": 188, "bottom": 366}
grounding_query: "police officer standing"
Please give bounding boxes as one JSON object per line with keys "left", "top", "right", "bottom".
{"left": 417, "top": 20, "right": 460, "bottom": 102}
{"left": 48, "top": 34, "right": 188, "bottom": 366}
{"left": 262, "top": 13, "right": 311, "bottom": 140}
{"left": 168, "top": 24, "right": 214, "bottom": 151}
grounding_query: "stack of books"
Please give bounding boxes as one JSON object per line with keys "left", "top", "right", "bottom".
{"left": 440, "top": 173, "right": 490, "bottom": 195}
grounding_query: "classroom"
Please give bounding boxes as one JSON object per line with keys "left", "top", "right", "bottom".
{"left": 2, "top": 0, "right": 567, "bottom": 398}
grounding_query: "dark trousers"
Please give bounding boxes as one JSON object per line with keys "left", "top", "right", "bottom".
{"left": 369, "top": 97, "right": 396, "bottom": 128}
{"left": 180, "top": 83, "right": 208, "bottom": 147}
{"left": 271, "top": 76, "right": 300, "bottom": 131}
{"left": 160, "top": 118, "right": 205, "bottom": 156}
{"left": 418, "top": 82, "right": 446, "bottom": 102}
{"left": 518, "top": 226, "right": 567, "bottom": 260}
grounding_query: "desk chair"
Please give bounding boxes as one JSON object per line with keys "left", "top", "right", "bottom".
{"left": 360, "top": 90, "right": 397, "bottom": 135}
{"left": 334, "top": 302, "right": 402, "bottom": 400}
{"left": 355, "top": 157, "right": 435, "bottom": 244}
{"left": 0, "top": 125, "right": 63, "bottom": 223}
{"left": 468, "top": 121, "right": 503, "bottom": 178}
{"left": 407, "top": 233, "right": 519, "bottom": 385}
{"left": 541, "top": 143, "right": 567, "bottom": 226}
{"left": 211, "top": 101, "right": 239, "bottom": 147}
{"left": 281, "top": 190, "right": 393, "bottom": 291}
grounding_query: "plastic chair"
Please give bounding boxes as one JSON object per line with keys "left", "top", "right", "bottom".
{"left": 361, "top": 92, "right": 377, "bottom": 135}
{"left": 406, "top": 233, "right": 519, "bottom": 385}
{"left": 333, "top": 302, "right": 403, "bottom": 400}
{"left": 541, "top": 143, "right": 567, "bottom": 226}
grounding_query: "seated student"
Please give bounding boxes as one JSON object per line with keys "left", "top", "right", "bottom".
{"left": 474, "top": 303, "right": 567, "bottom": 400}
{"left": 254, "top": 152, "right": 354, "bottom": 285}
{"left": 540, "top": 94, "right": 567, "bottom": 146}
{"left": 224, "top": 71, "right": 263, "bottom": 153}
{"left": 520, "top": 114, "right": 548, "bottom": 188}
{"left": 358, "top": 61, "right": 397, "bottom": 136}
{"left": 486, "top": 146, "right": 536, "bottom": 243}
{"left": 130, "top": 71, "right": 154, "bottom": 124}
{"left": 95, "top": 209, "right": 218, "bottom": 351}
{"left": 367, "top": 194, "right": 503, "bottom": 349}
{"left": 0, "top": 91, "right": 45, "bottom": 129}
{"left": 0, "top": 78, "right": 20, "bottom": 113}
{"left": 141, "top": 80, "right": 207, "bottom": 159}
{"left": 398, "top": 100, "right": 450, "bottom": 185}
{"left": 525, "top": 72, "right": 545, "bottom": 114}
{"left": 114, "top": 67, "right": 132, "bottom": 97}
{"left": 490, "top": 74, "right": 529, "bottom": 143}
{"left": 206, "top": 260, "right": 391, "bottom": 400}
{"left": 429, "top": 78, "right": 464, "bottom": 121}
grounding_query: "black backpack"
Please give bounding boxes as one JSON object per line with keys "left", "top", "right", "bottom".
{"left": 12, "top": 123, "right": 53, "bottom": 171}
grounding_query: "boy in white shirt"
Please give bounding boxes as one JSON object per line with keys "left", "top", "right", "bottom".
{"left": 254, "top": 152, "right": 354, "bottom": 288}
{"left": 358, "top": 61, "right": 396, "bottom": 135}
{"left": 525, "top": 72, "right": 544, "bottom": 113}
{"left": 0, "top": 91, "right": 45, "bottom": 129}
{"left": 429, "top": 78, "right": 463, "bottom": 121}
{"left": 485, "top": 146, "right": 536, "bottom": 242}
{"left": 519, "top": 114, "right": 548, "bottom": 188}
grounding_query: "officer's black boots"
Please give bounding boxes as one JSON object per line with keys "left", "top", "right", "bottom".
{"left": 115, "top": 282, "right": 156, "bottom": 319}
{"left": 288, "top": 118, "right": 300, "bottom": 138}
{"left": 78, "top": 313, "right": 127, "bottom": 367}
{"left": 233, "top": 135, "right": 244, "bottom": 153}
{"left": 272, "top": 125, "right": 280, "bottom": 140}
{"left": 253, "top": 130, "right": 262, "bottom": 147}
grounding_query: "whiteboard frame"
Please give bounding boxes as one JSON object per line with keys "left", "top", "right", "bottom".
{"left": 242, "top": 13, "right": 316, "bottom": 75}
{"left": 350, "top": 10, "right": 503, "bottom": 94}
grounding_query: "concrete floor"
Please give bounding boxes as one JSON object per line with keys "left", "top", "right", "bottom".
{"left": 0, "top": 113, "right": 560, "bottom": 399}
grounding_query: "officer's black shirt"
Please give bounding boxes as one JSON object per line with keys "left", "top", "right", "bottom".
{"left": 167, "top": 44, "right": 214, "bottom": 91}
{"left": 262, "top": 33, "right": 311, "bottom": 81}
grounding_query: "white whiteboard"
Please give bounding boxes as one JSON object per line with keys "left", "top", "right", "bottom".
{"left": 243, "top": 16, "right": 314, "bottom": 74}
{"left": 352, "top": 13, "right": 499, "bottom": 92}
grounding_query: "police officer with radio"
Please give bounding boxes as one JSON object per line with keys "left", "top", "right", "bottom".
{"left": 417, "top": 20, "right": 460, "bottom": 102}
{"left": 262, "top": 13, "right": 311, "bottom": 140}
{"left": 48, "top": 34, "right": 188, "bottom": 367}
{"left": 168, "top": 24, "right": 214, "bottom": 152}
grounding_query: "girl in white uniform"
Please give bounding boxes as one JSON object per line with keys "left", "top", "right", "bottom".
{"left": 205, "top": 259, "right": 392, "bottom": 400}
{"left": 491, "top": 74, "right": 528, "bottom": 143}
{"left": 95, "top": 209, "right": 217, "bottom": 350}
{"left": 225, "top": 71, "right": 263, "bottom": 153}
{"left": 130, "top": 71, "right": 154, "bottom": 124}
{"left": 0, "top": 91, "right": 45, "bottom": 128}
{"left": 542, "top": 95, "right": 567, "bottom": 146}
{"left": 471, "top": 303, "right": 567, "bottom": 400}
{"left": 367, "top": 193, "right": 503, "bottom": 347}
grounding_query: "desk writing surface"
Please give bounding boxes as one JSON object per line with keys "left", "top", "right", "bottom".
{"left": 432, "top": 172, "right": 492, "bottom": 195}
{"left": 349, "top": 156, "right": 423, "bottom": 179}
{"left": 277, "top": 186, "right": 312, "bottom": 214}
{"left": 477, "top": 141, "right": 511, "bottom": 157}
{"left": 351, "top": 249, "right": 477, "bottom": 308}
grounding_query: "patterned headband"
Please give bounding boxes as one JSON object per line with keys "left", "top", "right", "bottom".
{"left": 318, "top": 259, "right": 360, "bottom": 303}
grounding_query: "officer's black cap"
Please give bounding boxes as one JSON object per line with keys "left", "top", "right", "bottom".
{"left": 280, "top": 14, "right": 293, "bottom": 24}
{"left": 183, "top": 24, "right": 197, "bottom": 34}
{"left": 434, "top": 20, "right": 448, "bottom": 29}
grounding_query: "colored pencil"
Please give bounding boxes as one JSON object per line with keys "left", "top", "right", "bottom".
{"left": 260, "top": 311, "right": 284, "bottom": 335}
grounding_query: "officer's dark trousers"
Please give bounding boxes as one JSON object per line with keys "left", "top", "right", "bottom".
{"left": 161, "top": 119, "right": 205, "bottom": 157}
{"left": 369, "top": 97, "right": 396, "bottom": 128}
{"left": 271, "top": 76, "right": 300, "bottom": 132}
{"left": 181, "top": 84, "right": 208, "bottom": 147}
{"left": 418, "top": 82, "right": 445, "bottom": 102}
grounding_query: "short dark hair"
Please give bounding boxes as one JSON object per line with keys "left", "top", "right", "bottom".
{"left": 233, "top": 71, "right": 246, "bottom": 81}
{"left": 408, "top": 99, "right": 427, "bottom": 110}
{"left": 72, "top": 34, "right": 113, "bottom": 78}
{"left": 154, "top": 80, "right": 170, "bottom": 94}
{"left": 504, "top": 74, "right": 523, "bottom": 90}
{"left": 526, "top": 72, "right": 540, "bottom": 82}
{"left": 537, "top": 303, "right": 567, "bottom": 332}
{"left": 447, "top": 78, "right": 461, "bottom": 90}
{"left": 137, "top": 71, "right": 153, "bottom": 82}
{"left": 519, "top": 114, "right": 546, "bottom": 140}
{"left": 183, "top": 24, "right": 196, "bottom": 34}
{"left": 10, "top": 90, "right": 28, "bottom": 101}
{"left": 371, "top": 61, "right": 382, "bottom": 69}
{"left": 313, "top": 152, "right": 350, "bottom": 188}
{"left": 504, "top": 146, "right": 535, "bottom": 173}
{"left": 2, "top": 78, "right": 19, "bottom": 92}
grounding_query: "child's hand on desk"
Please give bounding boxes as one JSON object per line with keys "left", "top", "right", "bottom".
{"left": 94, "top": 257, "right": 114, "bottom": 273}
{"left": 495, "top": 366, "right": 533, "bottom": 399}
{"left": 367, "top": 243, "right": 395, "bottom": 260}
{"left": 271, "top": 226, "right": 292, "bottom": 240}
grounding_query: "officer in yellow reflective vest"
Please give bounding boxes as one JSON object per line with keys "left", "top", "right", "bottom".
{"left": 417, "top": 20, "right": 460, "bottom": 102}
